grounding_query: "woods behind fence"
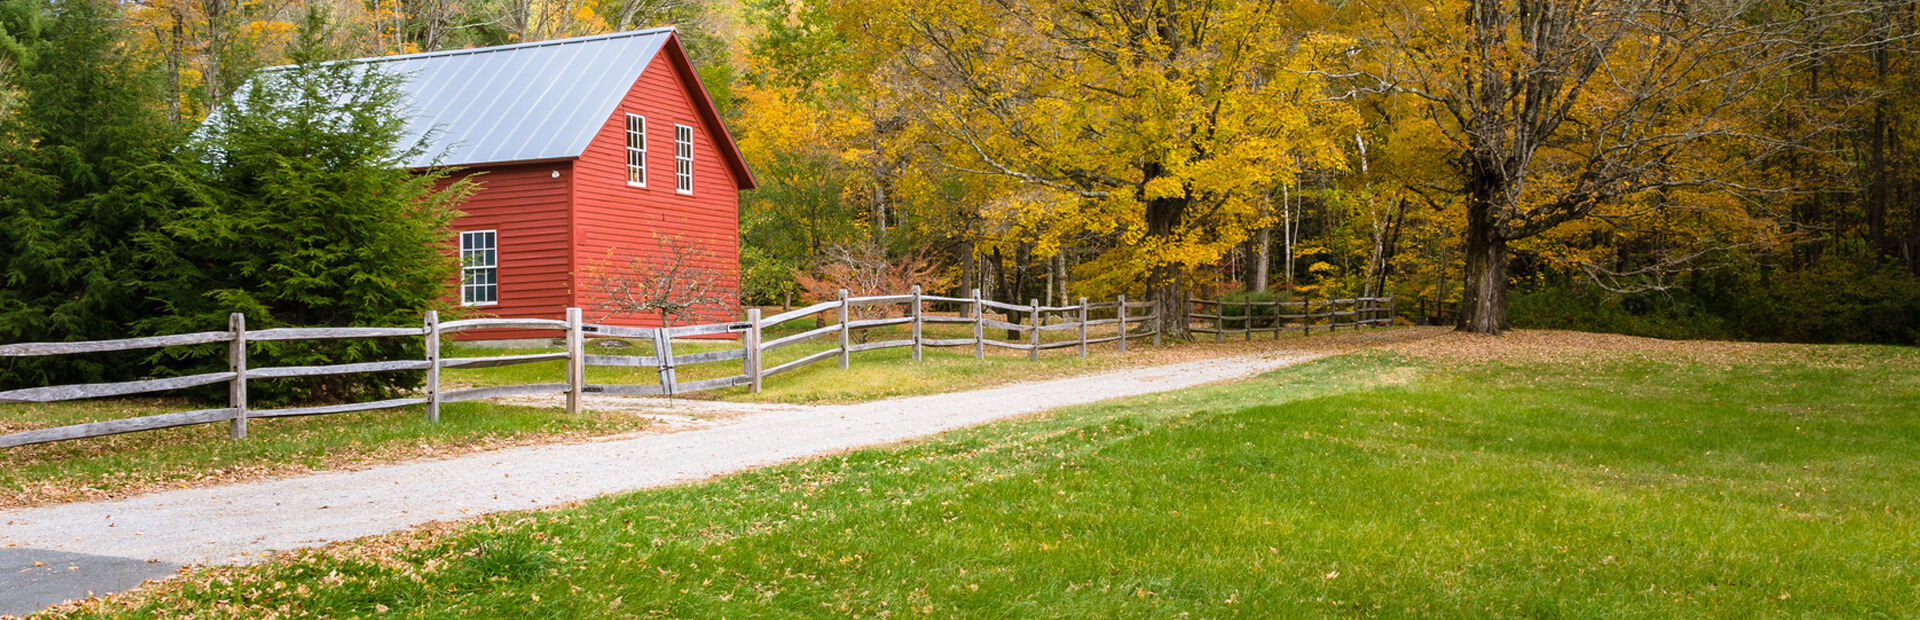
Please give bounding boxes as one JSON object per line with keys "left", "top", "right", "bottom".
{"left": 0, "top": 289, "right": 1394, "bottom": 449}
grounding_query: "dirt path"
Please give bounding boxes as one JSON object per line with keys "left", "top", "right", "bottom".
{"left": 0, "top": 349, "right": 1324, "bottom": 573}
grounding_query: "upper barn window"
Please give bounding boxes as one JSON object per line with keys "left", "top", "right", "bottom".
{"left": 626, "top": 114, "right": 647, "bottom": 187}
{"left": 675, "top": 124, "right": 693, "bottom": 194}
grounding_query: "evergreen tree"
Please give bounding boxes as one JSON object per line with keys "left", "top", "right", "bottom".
{"left": 148, "top": 9, "right": 472, "bottom": 403}
{"left": 0, "top": 0, "right": 174, "bottom": 388}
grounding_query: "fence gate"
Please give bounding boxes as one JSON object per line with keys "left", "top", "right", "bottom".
{"left": 578, "top": 321, "right": 756, "bottom": 397}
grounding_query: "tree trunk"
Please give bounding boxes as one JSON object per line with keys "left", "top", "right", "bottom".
{"left": 870, "top": 181, "right": 888, "bottom": 246}
{"left": 1060, "top": 250, "right": 1071, "bottom": 300}
{"left": 1364, "top": 196, "right": 1384, "bottom": 299}
{"left": 1374, "top": 198, "right": 1407, "bottom": 300}
{"left": 1282, "top": 184, "right": 1296, "bottom": 285}
{"left": 1052, "top": 255, "right": 1067, "bottom": 309}
{"left": 1254, "top": 226, "right": 1271, "bottom": 292}
{"left": 1869, "top": 43, "right": 1891, "bottom": 256}
{"left": 166, "top": 14, "right": 184, "bottom": 124}
{"left": 958, "top": 241, "right": 974, "bottom": 298}
{"left": 995, "top": 245, "right": 1031, "bottom": 340}
{"left": 1145, "top": 190, "right": 1188, "bottom": 340}
{"left": 1457, "top": 203, "right": 1509, "bottom": 335}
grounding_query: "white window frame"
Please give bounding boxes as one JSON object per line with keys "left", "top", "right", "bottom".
{"left": 674, "top": 123, "right": 694, "bottom": 194}
{"left": 460, "top": 230, "right": 498, "bottom": 307}
{"left": 625, "top": 114, "right": 647, "bottom": 187}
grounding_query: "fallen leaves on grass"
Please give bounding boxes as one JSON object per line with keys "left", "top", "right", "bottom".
{"left": 1368, "top": 329, "right": 1915, "bottom": 369}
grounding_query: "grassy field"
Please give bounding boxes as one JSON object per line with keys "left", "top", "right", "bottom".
{"left": 47, "top": 342, "right": 1920, "bottom": 618}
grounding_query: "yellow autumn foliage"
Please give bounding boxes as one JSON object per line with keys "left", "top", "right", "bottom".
{"left": 829, "top": 0, "right": 1360, "bottom": 303}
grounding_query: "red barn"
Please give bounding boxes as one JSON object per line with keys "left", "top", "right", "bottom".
{"left": 365, "top": 28, "right": 754, "bottom": 337}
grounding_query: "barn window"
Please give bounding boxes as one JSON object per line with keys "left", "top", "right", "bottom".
{"left": 625, "top": 114, "right": 647, "bottom": 187}
{"left": 674, "top": 124, "right": 693, "bottom": 194}
{"left": 460, "top": 230, "right": 497, "bottom": 306}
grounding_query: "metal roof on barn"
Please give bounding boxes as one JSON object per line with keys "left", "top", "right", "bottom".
{"left": 235, "top": 27, "right": 756, "bottom": 187}
{"left": 366, "top": 28, "right": 674, "bottom": 169}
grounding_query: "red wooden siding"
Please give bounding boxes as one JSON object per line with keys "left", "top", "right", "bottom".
{"left": 442, "top": 161, "right": 575, "bottom": 340}
{"left": 571, "top": 44, "right": 743, "bottom": 329}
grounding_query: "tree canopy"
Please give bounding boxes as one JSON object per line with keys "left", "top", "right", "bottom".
{"left": 1, "top": 0, "right": 1915, "bottom": 354}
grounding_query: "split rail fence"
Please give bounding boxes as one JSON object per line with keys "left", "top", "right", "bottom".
{"left": 0, "top": 287, "right": 1160, "bottom": 449}
{"left": 1188, "top": 295, "right": 1396, "bottom": 341}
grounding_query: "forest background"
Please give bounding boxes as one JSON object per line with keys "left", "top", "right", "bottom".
{"left": 1, "top": 0, "right": 1916, "bottom": 390}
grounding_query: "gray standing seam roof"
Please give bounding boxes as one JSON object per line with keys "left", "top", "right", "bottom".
{"left": 337, "top": 28, "right": 672, "bottom": 169}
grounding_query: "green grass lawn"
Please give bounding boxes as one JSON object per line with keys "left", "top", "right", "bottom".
{"left": 53, "top": 344, "right": 1920, "bottom": 618}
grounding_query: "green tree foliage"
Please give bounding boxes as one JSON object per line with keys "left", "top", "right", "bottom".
{"left": 0, "top": 0, "right": 175, "bottom": 388}
{"left": 142, "top": 11, "right": 472, "bottom": 403}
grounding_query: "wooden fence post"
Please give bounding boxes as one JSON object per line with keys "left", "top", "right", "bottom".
{"left": 566, "top": 307, "right": 583, "bottom": 414}
{"left": 838, "top": 288, "right": 850, "bottom": 369}
{"left": 1029, "top": 298, "right": 1041, "bottom": 362}
{"left": 1273, "top": 297, "right": 1283, "bottom": 339}
{"left": 424, "top": 310, "right": 440, "bottom": 423}
{"left": 1116, "top": 295, "right": 1129, "bottom": 353}
{"left": 1077, "top": 296, "right": 1089, "bottom": 357}
{"left": 970, "top": 288, "right": 985, "bottom": 360}
{"left": 911, "top": 285, "right": 924, "bottom": 362}
{"left": 745, "top": 308, "right": 762, "bottom": 393}
{"left": 1303, "top": 295, "right": 1312, "bottom": 336}
{"left": 228, "top": 313, "right": 247, "bottom": 439}
{"left": 652, "top": 331, "right": 676, "bottom": 396}
{"left": 1214, "top": 299, "right": 1223, "bottom": 343}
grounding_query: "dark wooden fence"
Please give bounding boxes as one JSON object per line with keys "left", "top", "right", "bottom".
{"left": 1187, "top": 295, "right": 1395, "bottom": 341}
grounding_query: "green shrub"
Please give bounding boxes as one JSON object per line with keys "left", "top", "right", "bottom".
{"left": 1511, "top": 258, "right": 1920, "bottom": 345}
{"left": 1748, "top": 260, "right": 1920, "bottom": 345}
{"left": 1509, "top": 286, "right": 1733, "bottom": 341}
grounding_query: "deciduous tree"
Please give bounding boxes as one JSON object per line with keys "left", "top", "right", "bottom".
{"left": 584, "top": 235, "right": 737, "bottom": 328}
{"left": 834, "top": 0, "right": 1358, "bottom": 336}
{"left": 1341, "top": 0, "right": 1890, "bottom": 334}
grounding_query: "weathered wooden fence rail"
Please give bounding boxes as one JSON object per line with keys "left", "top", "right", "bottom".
{"left": 0, "top": 288, "right": 1165, "bottom": 449}
{"left": 1188, "top": 295, "right": 1396, "bottom": 341}
{"left": 0, "top": 314, "right": 572, "bottom": 449}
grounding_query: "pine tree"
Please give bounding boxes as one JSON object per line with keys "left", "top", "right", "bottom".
{"left": 0, "top": 0, "right": 174, "bottom": 388}
{"left": 149, "top": 9, "right": 473, "bottom": 403}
